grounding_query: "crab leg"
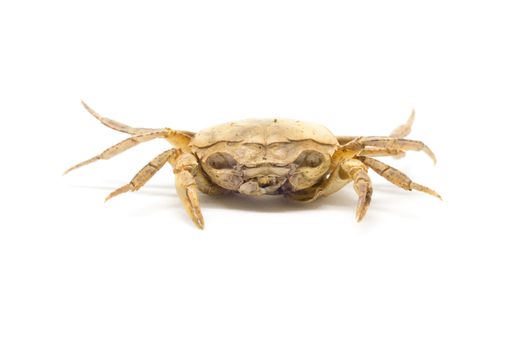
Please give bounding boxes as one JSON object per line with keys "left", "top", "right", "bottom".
{"left": 336, "top": 110, "right": 415, "bottom": 145}
{"left": 357, "top": 137, "right": 436, "bottom": 164}
{"left": 359, "top": 148, "right": 406, "bottom": 158}
{"left": 65, "top": 101, "right": 196, "bottom": 174}
{"left": 81, "top": 101, "right": 195, "bottom": 140}
{"left": 100, "top": 147, "right": 206, "bottom": 229}
{"left": 360, "top": 157, "right": 441, "bottom": 199}
{"left": 105, "top": 149, "right": 181, "bottom": 201}
{"left": 172, "top": 153, "right": 205, "bottom": 229}
{"left": 64, "top": 130, "right": 171, "bottom": 174}
{"left": 389, "top": 109, "right": 415, "bottom": 138}
{"left": 81, "top": 100, "right": 162, "bottom": 135}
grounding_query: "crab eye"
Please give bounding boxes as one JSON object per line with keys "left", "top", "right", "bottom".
{"left": 294, "top": 151, "right": 324, "bottom": 168}
{"left": 207, "top": 152, "right": 237, "bottom": 170}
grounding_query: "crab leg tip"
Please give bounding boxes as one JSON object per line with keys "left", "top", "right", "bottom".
{"left": 426, "top": 190, "right": 442, "bottom": 200}
{"left": 355, "top": 206, "right": 368, "bottom": 222}
{"left": 425, "top": 148, "right": 437, "bottom": 164}
{"left": 63, "top": 164, "right": 79, "bottom": 175}
{"left": 104, "top": 192, "right": 117, "bottom": 202}
{"left": 196, "top": 210, "right": 205, "bottom": 229}
{"left": 410, "top": 183, "right": 442, "bottom": 200}
{"left": 409, "top": 109, "right": 416, "bottom": 123}
{"left": 193, "top": 216, "right": 205, "bottom": 229}
{"left": 105, "top": 186, "right": 129, "bottom": 202}
{"left": 80, "top": 100, "right": 100, "bottom": 118}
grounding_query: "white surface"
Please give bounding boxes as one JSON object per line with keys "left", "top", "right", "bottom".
{"left": 1, "top": 1, "right": 524, "bottom": 349}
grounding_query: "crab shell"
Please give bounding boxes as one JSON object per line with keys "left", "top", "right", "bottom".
{"left": 189, "top": 119, "right": 339, "bottom": 196}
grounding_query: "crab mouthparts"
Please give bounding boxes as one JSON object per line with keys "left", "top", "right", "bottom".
{"left": 238, "top": 176, "right": 286, "bottom": 196}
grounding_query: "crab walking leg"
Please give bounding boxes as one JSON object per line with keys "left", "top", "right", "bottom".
{"left": 390, "top": 110, "right": 415, "bottom": 138}
{"left": 105, "top": 149, "right": 181, "bottom": 201}
{"left": 357, "top": 137, "right": 436, "bottom": 164}
{"left": 172, "top": 153, "right": 205, "bottom": 229}
{"left": 360, "top": 157, "right": 442, "bottom": 199}
{"left": 64, "top": 131, "right": 171, "bottom": 174}
{"left": 81, "top": 100, "right": 162, "bottom": 135}
{"left": 336, "top": 110, "right": 415, "bottom": 146}
{"left": 64, "top": 127, "right": 194, "bottom": 174}
{"left": 359, "top": 148, "right": 406, "bottom": 158}
{"left": 387, "top": 110, "right": 415, "bottom": 159}
{"left": 81, "top": 101, "right": 196, "bottom": 140}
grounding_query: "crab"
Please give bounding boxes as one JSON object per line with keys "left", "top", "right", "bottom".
{"left": 65, "top": 102, "right": 441, "bottom": 229}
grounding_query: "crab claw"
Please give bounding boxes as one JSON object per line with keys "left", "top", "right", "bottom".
{"left": 176, "top": 170, "right": 205, "bottom": 229}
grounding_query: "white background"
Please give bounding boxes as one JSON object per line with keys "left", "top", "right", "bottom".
{"left": 1, "top": 1, "right": 524, "bottom": 349}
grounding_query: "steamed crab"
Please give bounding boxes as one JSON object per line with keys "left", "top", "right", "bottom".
{"left": 65, "top": 102, "right": 441, "bottom": 228}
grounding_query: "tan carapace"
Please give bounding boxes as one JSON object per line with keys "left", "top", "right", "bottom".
{"left": 65, "top": 102, "right": 441, "bottom": 229}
